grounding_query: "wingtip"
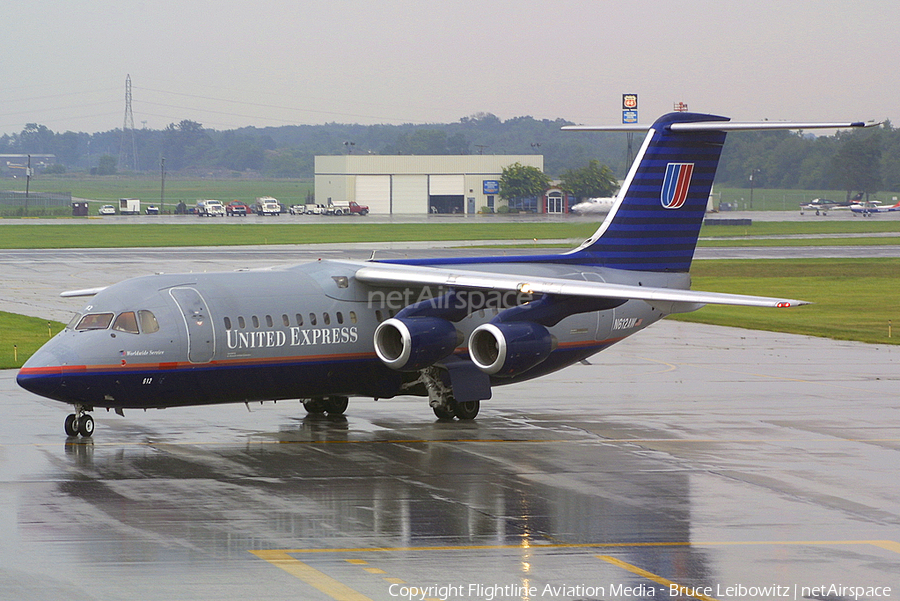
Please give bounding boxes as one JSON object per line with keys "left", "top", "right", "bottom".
{"left": 775, "top": 299, "right": 812, "bottom": 308}
{"left": 60, "top": 286, "right": 107, "bottom": 298}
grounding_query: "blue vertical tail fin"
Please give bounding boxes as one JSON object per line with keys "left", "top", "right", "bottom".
{"left": 563, "top": 112, "right": 873, "bottom": 271}
{"left": 565, "top": 112, "right": 729, "bottom": 272}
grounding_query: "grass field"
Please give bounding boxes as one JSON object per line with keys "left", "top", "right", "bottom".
{"left": 1, "top": 312, "right": 64, "bottom": 369}
{"left": 0, "top": 222, "right": 600, "bottom": 248}
{"left": 0, "top": 220, "right": 899, "bottom": 249}
{"left": 23, "top": 175, "right": 315, "bottom": 207}
{"left": 669, "top": 259, "right": 900, "bottom": 345}
{"left": 700, "top": 220, "right": 900, "bottom": 237}
{"left": 715, "top": 187, "right": 900, "bottom": 211}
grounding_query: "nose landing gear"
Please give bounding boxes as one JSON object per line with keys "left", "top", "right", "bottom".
{"left": 64, "top": 406, "right": 94, "bottom": 437}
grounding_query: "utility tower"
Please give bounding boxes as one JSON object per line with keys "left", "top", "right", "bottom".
{"left": 118, "top": 74, "right": 138, "bottom": 171}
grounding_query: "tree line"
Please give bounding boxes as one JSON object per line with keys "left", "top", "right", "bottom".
{"left": 1, "top": 115, "right": 894, "bottom": 196}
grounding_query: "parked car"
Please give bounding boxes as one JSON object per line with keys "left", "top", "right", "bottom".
{"left": 145, "top": 205, "right": 159, "bottom": 215}
{"left": 226, "top": 201, "right": 249, "bottom": 216}
{"left": 305, "top": 203, "right": 327, "bottom": 215}
{"left": 196, "top": 199, "right": 226, "bottom": 217}
{"left": 99, "top": 204, "right": 116, "bottom": 215}
{"left": 289, "top": 204, "right": 306, "bottom": 215}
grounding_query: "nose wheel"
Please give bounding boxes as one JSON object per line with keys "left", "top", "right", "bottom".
{"left": 64, "top": 408, "right": 94, "bottom": 437}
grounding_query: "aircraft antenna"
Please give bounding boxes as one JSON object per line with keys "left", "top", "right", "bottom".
{"left": 118, "top": 74, "right": 138, "bottom": 172}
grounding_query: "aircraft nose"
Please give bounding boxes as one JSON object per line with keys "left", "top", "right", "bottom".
{"left": 17, "top": 344, "right": 67, "bottom": 400}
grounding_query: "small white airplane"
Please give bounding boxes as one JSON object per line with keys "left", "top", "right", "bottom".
{"left": 800, "top": 192, "right": 861, "bottom": 215}
{"left": 18, "top": 111, "right": 875, "bottom": 437}
{"left": 571, "top": 197, "right": 616, "bottom": 215}
{"left": 850, "top": 199, "right": 900, "bottom": 216}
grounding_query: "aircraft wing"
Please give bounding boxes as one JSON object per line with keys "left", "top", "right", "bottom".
{"left": 351, "top": 261, "right": 808, "bottom": 309}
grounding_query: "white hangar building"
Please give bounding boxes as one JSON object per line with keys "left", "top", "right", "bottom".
{"left": 314, "top": 155, "right": 543, "bottom": 215}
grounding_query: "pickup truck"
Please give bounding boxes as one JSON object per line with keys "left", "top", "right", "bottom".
{"left": 255, "top": 196, "right": 281, "bottom": 216}
{"left": 328, "top": 200, "right": 369, "bottom": 216}
{"left": 226, "top": 201, "right": 249, "bottom": 216}
{"left": 196, "top": 199, "right": 226, "bottom": 217}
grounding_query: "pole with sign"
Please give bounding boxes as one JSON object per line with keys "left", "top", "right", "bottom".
{"left": 622, "top": 94, "right": 638, "bottom": 164}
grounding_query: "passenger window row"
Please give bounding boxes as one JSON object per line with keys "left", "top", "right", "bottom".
{"left": 224, "top": 311, "right": 358, "bottom": 331}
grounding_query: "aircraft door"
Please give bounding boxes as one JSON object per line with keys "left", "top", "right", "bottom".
{"left": 581, "top": 272, "right": 613, "bottom": 340}
{"left": 170, "top": 287, "right": 215, "bottom": 363}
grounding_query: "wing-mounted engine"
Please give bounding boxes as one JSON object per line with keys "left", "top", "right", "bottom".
{"left": 469, "top": 294, "right": 624, "bottom": 377}
{"left": 375, "top": 316, "right": 461, "bottom": 371}
{"left": 373, "top": 289, "right": 487, "bottom": 371}
{"left": 469, "top": 321, "right": 554, "bottom": 376}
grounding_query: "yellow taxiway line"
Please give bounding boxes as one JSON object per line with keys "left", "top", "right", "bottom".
{"left": 251, "top": 539, "right": 899, "bottom": 601}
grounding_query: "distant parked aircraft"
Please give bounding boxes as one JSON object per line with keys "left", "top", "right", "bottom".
{"left": 850, "top": 199, "right": 900, "bottom": 216}
{"left": 571, "top": 197, "right": 616, "bottom": 215}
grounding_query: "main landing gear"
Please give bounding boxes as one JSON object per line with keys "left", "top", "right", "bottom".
{"left": 64, "top": 405, "right": 94, "bottom": 437}
{"left": 432, "top": 399, "right": 480, "bottom": 420}
{"left": 302, "top": 396, "right": 349, "bottom": 416}
{"left": 420, "top": 367, "right": 480, "bottom": 421}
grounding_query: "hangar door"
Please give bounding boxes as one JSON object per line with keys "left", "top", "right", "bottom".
{"left": 355, "top": 176, "right": 391, "bottom": 214}
{"left": 429, "top": 175, "right": 464, "bottom": 214}
{"left": 391, "top": 175, "right": 428, "bottom": 213}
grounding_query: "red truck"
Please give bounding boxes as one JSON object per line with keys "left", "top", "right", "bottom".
{"left": 327, "top": 201, "right": 369, "bottom": 216}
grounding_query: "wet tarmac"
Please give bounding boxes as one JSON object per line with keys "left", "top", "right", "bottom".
{"left": 3, "top": 234, "right": 900, "bottom": 600}
{"left": 2, "top": 320, "right": 899, "bottom": 600}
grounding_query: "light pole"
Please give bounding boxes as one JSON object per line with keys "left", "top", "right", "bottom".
{"left": 24, "top": 154, "right": 31, "bottom": 216}
{"left": 749, "top": 168, "right": 761, "bottom": 210}
{"left": 160, "top": 157, "right": 166, "bottom": 213}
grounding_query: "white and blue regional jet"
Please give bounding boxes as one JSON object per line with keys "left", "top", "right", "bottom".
{"left": 17, "top": 112, "right": 873, "bottom": 437}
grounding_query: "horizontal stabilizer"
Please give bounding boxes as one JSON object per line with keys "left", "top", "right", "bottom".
{"left": 562, "top": 120, "right": 877, "bottom": 132}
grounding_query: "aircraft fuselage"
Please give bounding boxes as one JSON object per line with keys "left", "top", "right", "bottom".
{"left": 17, "top": 259, "right": 679, "bottom": 411}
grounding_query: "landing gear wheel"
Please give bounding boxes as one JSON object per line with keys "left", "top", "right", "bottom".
{"left": 323, "top": 396, "right": 349, "bottom": 415}
{"left": 78, "top": 414, "right": 94, "bottom": 437}
{"left": 303, "top": 399, "right": 327, "bottom": 414}
{"left": 64, "top": 414, "right": 79, "bottom": 437}
{"left": 454, "top": 400, "right": 480, "bottom": 420}
{"left": 433, "top": 404, "right": 456, "bottom": 420}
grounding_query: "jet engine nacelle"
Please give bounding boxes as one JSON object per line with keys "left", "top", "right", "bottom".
{"left": 374, "top": 317, "right": 461, "bottom": 371}
{"left": 468, "top": 322, "right": 554, "bottom": 376}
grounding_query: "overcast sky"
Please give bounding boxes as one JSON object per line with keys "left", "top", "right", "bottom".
{"left": 1, "top": 0, "right": 896, "bottom": 136}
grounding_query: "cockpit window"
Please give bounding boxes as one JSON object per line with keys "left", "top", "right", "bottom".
{"left": 112, "top": 312, "right": 139, "bottom": 334}
{"left": 75, "top": 313, "right": 114, "bottom": 331}
{"left": 67, "top": 313, "right": 82, "bottom": 330}
{"left": 139, "top": 310, "right": 159, "bottom": 333}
